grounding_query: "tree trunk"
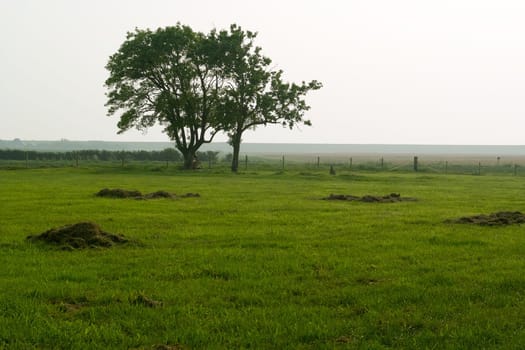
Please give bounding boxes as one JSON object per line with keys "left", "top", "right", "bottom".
{"left": 177, "top": 140, "right": 204, "bottom": 170}
{"left": 230, "top": 135, "right": 241, "bottom": 173}
{"left": 181, "top": 150, "right": 195, "bottom": 170}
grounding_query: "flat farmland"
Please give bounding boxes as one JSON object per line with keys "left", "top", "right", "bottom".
{"left": 1, "top": 167, "right": 525, "bottom": 349}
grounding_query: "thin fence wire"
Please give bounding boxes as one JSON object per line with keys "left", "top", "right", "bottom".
{"left": 1, "top": 154, "right": 523, "bottom": 177}
{"left": 236, "top": 155, "right": 524, "bottom": 176}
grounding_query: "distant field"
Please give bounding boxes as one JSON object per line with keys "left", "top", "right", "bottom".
{"left": 3, "top": 139, "right": 525, "bottom": 156}
{"left": 0, "top": 140, "right": 525, "bottom": 175}
{"left": 1, "top": 167, "right": 525, "bottom": 349}
{"left": 3, "top": 140, "right": 525, "bottom": 176}
{"left": 2, "top": 153, "right": 524, "bottom": 177}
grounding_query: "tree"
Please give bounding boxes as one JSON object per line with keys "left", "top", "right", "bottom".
{"left": 159, "top": 147, "right": 182, "bottom": 162}
{"left": 216, "top": 25, "right": 322, "bottom": 172}
{"left": 105, "top": 24, "right": 225, "bottom": 169}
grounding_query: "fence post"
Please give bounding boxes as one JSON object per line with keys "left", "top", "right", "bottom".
{"left": 445, "top": 161, "right": 448, "bottom": 174}
{"left": 478, "top": 162, "right": 481, "bottom": 175}
{"left": 413, "top": 156, "right": 418, "bottom": 172}
{"left": 26, "top": 151, "right": 29, "bottom": 168}
{"left": 317, "top": 156, "right": 320, "bottom": 168}
{"left": 349, "top": 157, "right": 353, "bottom": 169}
{"left": 282, "top": 155, "right": 285, "bottom": 170}
{"left": 380, "top": 157, "right": 384, "bottom": 170}
{"left": 514, "top": 164, "right": 518, "bottom": 176}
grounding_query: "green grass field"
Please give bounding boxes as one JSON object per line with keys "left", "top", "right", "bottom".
{"left": 1, "top": 166, "right": 525, "bottom": 349}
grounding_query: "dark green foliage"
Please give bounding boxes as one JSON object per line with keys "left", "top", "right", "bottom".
{"left": 105, "top": 23, "right": 321, "bottom": 171}
{"left": 195, "top": 150, "right": 219, "bottom": 163}
{"left": 214, "top": 25, "right": 322, "bottom": 172}
{"left": 0, "top": 148, "right": 182, "bottom": 162}
{"left": 105, "top": 24, "right": 225, "bottom": 169}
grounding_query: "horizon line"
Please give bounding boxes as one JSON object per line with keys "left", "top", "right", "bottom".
{"left": 3, "top": 139, "right": 525, "bottom": 147}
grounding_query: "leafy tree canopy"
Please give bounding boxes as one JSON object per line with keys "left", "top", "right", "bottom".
{"left": 214, "top": 25, "right": 322, "bottom": 172}
{"left": 105, "top": 23, "right": 321, "bottom": 171}
{"left": 105, "top": 24, "right": 225, "bottom": 169}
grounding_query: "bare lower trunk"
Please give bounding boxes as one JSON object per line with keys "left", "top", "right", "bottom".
{"left": 180, "top": 149, "right": 197, "bottom": 170}
{"left": 230, "top": 135, "right": 241, "bottom": 173}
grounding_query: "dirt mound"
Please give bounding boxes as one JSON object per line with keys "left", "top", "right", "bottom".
{"left": 27, "top": 222, "right": 128, "bottom": 249}
{"left": 324, "top": 193, "right": 415, "bottom": 203}
{"left": 143, "top": 190, "right": 176, "bottom": 199}
{"left": 96, "top": 188, "right": 199, "bottom": 200}
{"left": 144, "top": 191, "right": 199, "bottom": 199}
{"left": 96, "top": 188, "right": 142, "bottom": 198}
{"left": 447, "top": 211, "right": 525, "bottom": 226}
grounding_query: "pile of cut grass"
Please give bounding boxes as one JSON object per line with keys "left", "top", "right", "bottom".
{"left": 323, "top": 192, "right": 416, "bottom": 202}
{"left": 27, "top": 222, "right": 128, "bottom": 249}
{"left": 447, "top": 211, "right": 525, "bottom": 226}
{"left": 96, "top": 188, "right": 199, "bottom": 199}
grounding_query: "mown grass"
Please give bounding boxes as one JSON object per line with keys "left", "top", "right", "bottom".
{"left": 1, "top": 167, "right": 525, "bottom": 349}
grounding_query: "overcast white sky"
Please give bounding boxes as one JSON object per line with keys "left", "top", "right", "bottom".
{"left": 1, "top": 0, "right": 525, "bottom": 144}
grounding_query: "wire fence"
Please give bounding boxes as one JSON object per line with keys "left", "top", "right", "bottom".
{"left": 221, "top": 154, "right": 524, "bottom": 176}
{"left": 0, "top": 153, "right": 523, "bottom": 176}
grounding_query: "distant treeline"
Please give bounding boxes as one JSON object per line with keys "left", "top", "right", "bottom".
{"left": 0, "top": 148, "right": 223, "bottom": 162}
